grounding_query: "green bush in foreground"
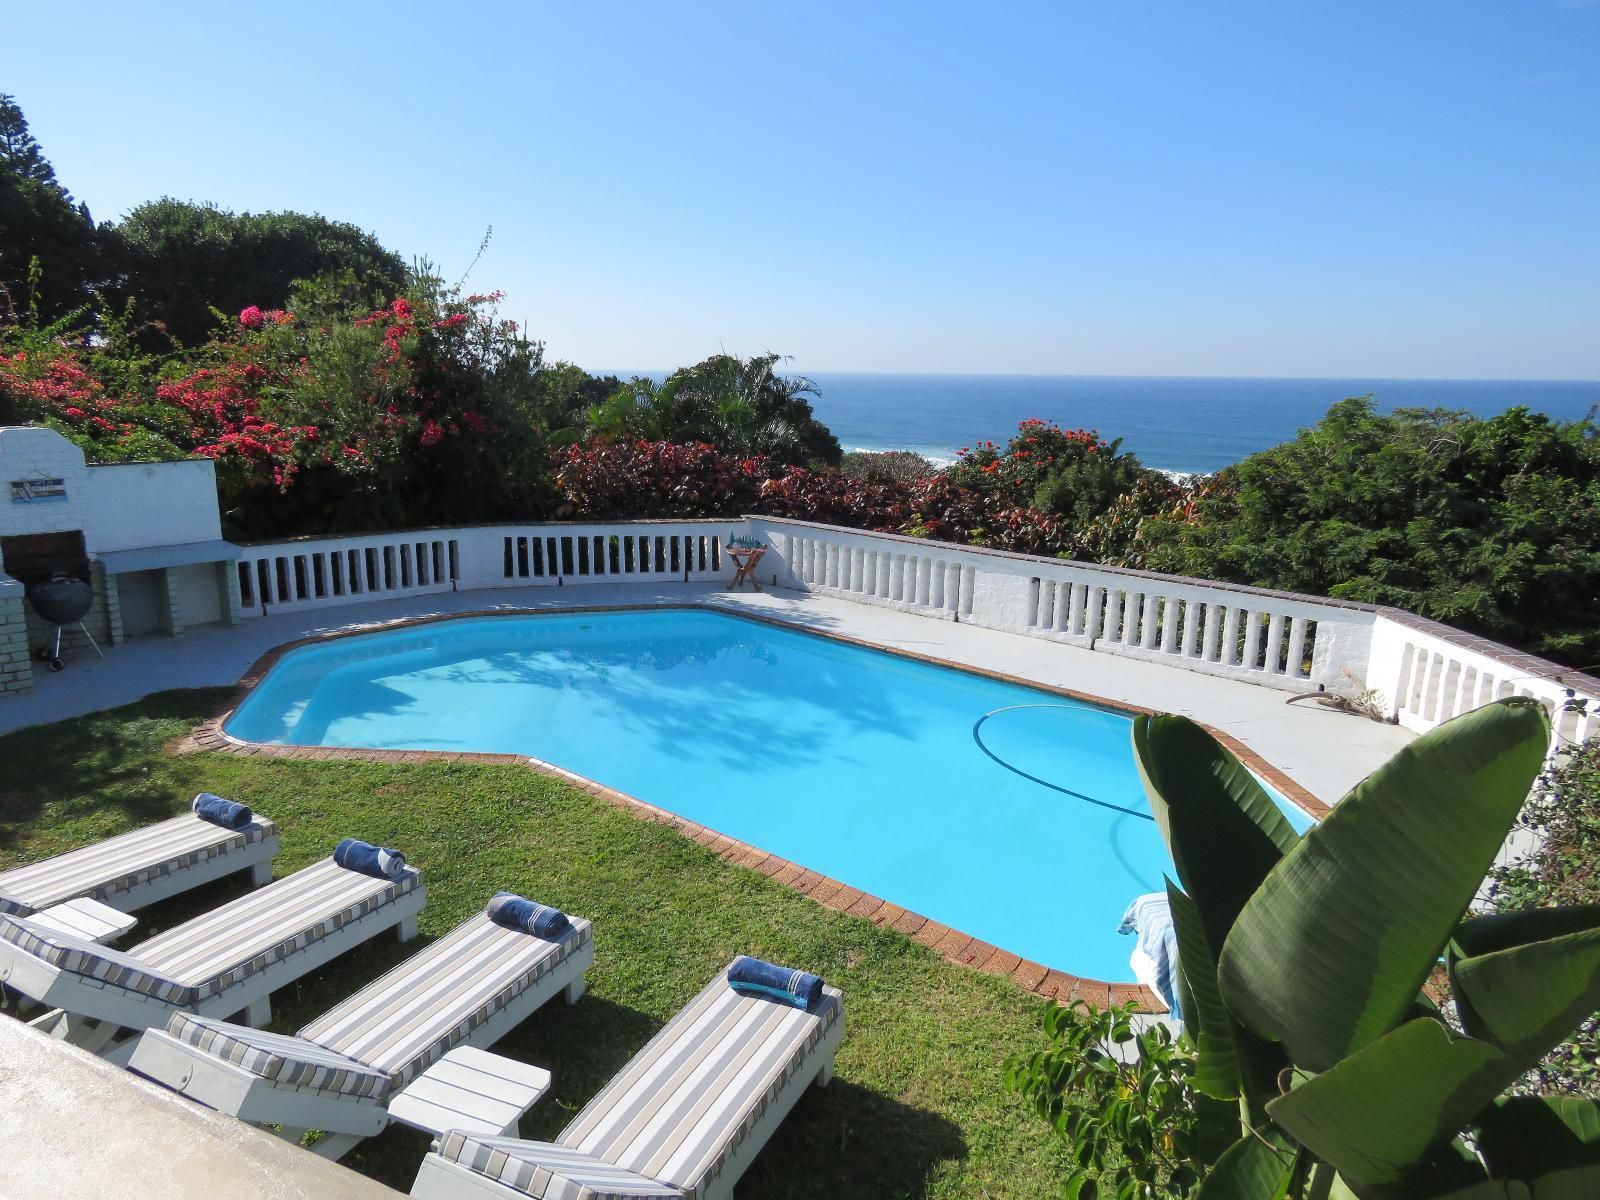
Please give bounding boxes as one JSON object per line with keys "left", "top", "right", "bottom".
{"left": 1005, "top": 1000, "right": 1223, "bottom": 1199}
{"left": 1130, "top": 698, "right": 1600, "bottom": 1197}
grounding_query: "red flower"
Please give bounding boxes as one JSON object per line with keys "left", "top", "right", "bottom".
{"left": 420, "top": 420, "right": 444, "bottom": 447}
{"left": 239, "top": 306, "right": 265, "bottom": 329}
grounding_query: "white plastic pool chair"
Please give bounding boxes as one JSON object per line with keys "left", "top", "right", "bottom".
{"left": 409, "top": 961, "right": 844, "bottom": 1200}
{"left": 128, "top": 908, "right": 595, "bottom": 1161}
{"left": 0, "top": 854, "right": 424, "bottom": 1056}
{"left": 0, "top": 805, "right": 279, "bottom": 919}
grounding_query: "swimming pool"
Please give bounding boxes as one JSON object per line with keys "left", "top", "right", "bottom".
{"left": 226, "top": 608, "right": 1313, "bottom": 981}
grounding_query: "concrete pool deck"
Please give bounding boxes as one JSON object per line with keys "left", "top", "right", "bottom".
{"left": 1, "top": 580, "right": 1412, "bottom": 804}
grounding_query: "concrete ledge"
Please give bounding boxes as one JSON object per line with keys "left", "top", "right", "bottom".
{"left": 0, "top": 1017, "right": 404, "bottom": 1200}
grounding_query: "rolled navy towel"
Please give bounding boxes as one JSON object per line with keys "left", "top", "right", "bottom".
{"left": 727, "top": 955, "right": 824, "bottom": 1012}
{"left": 333, "top": 837, "right": 407, "bottom": 879}
{"left": 192, "top": 792, "right": 253, "bottom": 830}
{"left": 487, "top": 892, "right": 570, "bottom": 939}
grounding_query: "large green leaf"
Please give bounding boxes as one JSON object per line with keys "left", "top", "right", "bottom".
{"left": 1449, "top": 908, "right": 1600, "bottom": 1063}
{"left": 1266, "top": 1020, "right": 1518, "bottom": 1190}
{"left": 1167, "top": 879, "right": 1289, "bottom": 1104}
{"left": 1131, "top": 714, "right": 1300, "bottom": 958}
{"left": 1166, "top": 880, "right": 1241, "bottom": 1098}
{"left": 1194, "top": 1132, "right": 1297, "bottom": 1200}
{"left": 1474, "top": 1095, "right": 1600, "bottom": 1180}
{"left": 1219, "top": 698, "right": 1550, "bottom": 1072}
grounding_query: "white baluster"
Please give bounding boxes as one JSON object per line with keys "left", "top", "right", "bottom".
{"left": 1285, "top": 617, "right": 1309, "bottom": 679}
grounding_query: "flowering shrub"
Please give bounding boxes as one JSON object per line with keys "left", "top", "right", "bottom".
{"left": 0, "top": 278, "right": 558, "bottom": 535}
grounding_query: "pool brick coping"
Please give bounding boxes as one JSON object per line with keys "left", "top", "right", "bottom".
{"left": 176, "top": 601, "right": 1336, "bottom": 1012}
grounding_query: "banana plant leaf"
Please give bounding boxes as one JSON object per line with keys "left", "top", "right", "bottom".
{"left": 1266, "top": 1019, "right": 1520, "bottom": 1191}
{"left": 1168, "top": 879, "right": 1289, "bottom": 1103}
{"left": 1194, "top": 1131, "right": 1297, "bottom": 1199}
{"left": 1218, "top": 698, "right": 1549, "bottom": 1072}
{"left": 1449, "top": 909, "right": 1600, "bottom": 1063}
{"left": 1131, "top": 714, "right": 1300, "bottom": 957}
{"left": 1474, "top": 1095, "right": 1600, "bottom": 1180}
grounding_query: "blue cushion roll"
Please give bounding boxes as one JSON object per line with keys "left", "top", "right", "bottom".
{"left": 333, "top": 838, "right": 407, "bottom": 879}
{"left": 727, "top": 955, "right": 824, "bottom": 1011}
{"left": 192, "top": 792, "right": 252, "bottom": 830}
{"left": 487, "top": 892, "right": 570, "bottom": 939}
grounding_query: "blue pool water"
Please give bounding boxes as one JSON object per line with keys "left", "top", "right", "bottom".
{"left": 227, "top": 609, "right": 1312, "bottom": 980}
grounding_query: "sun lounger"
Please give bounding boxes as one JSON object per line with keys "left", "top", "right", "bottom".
{"left": 408, "top": 960, "right": 845, "bottom": 1200}
{"left": 0, "top": 804, "right": 279, "bottom": 918}
{"left": 0, "top": 851, "right": 424, "bottom": 1055}
{"left": 128, "top": 906, "right": 595, "bottom": 1159}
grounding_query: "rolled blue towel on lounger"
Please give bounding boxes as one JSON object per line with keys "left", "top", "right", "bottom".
{"left": 727, "top": 955, "right": 824, "bottom": 1011}
{"left": 192, "top": 792, "right": 252, "bottom": 829}
{"left": 333, "top": 837, "right": 407, "bottom": 879}
{"left": 487, "top": 892, "right": 570, "bottom": 938}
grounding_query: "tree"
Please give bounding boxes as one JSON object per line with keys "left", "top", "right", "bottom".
{"left": 0, "top": 92, "right": 64, "bottom": 188}
{"left": 104, "top": 199, "right": 407, "bottom": 347}
{"left": 0, "top": 93, "right": 106, "bottom": 322}
{"left": 584, "top": 353, "right": 841, "bottom": 467}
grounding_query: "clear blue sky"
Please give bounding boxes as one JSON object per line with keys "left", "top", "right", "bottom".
{"left": 4, "top": 2, "right": 1597, "bottom": 379}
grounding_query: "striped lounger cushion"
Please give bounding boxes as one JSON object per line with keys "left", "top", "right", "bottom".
{"left": 0, "top": 889, "right": 27, "bottom": 917}
{"left": 432, "top": 1135, "right": 685, "bottom": 1200}
{"left": 165, "top": 1013, "right": 390, "bottom": 1099}
{"left": 0, "top": 812, "right": 277, "bottom": 912}
{"left": 129, "top": 857, "right": 420, "bottom": 1002}
{"left": 300, "top": 914, "right": 594, "bottom": 1089}
{"left": 557, "top": 972, "right": 844, "bottom": 1199}
{"left": 0, "top": 916, "right": 196, "bottom": 1004}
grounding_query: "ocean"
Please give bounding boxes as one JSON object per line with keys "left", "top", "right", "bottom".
{"left": 799, "top": 373, "right": 1600, "bottom": 475}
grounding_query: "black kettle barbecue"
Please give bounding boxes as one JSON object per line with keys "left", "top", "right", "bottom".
{"left": 25, "top": 574, "right": 103, "bottom": 672}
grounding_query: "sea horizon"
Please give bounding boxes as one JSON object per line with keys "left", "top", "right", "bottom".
{"left": 594, "top": 368, "right": 1600, "bottom": 475}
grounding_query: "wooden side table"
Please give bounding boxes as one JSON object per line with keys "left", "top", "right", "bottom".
{"left": 726, "top": 545, "right": 766, "bottom": 591}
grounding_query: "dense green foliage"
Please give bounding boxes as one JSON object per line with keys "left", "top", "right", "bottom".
{"left": 585, "top": 353, "right": 841, "bottom": 467}
{"left": 1005, "top": 1001, "right": 1221, "bottom": 1198}
{"left": 0, "top": 691, "right": 1088, "bottom": 1198}
{"left": 1485, "top": 737, "right": 1600, "bottom": 1098}
{"left": 1139, "top": 398, "right": 1600, "bottom": 666}
{"left": 103, "top": 199, "right": 408, "bottom": 348}
{"left": 1129, "top": 700, "right": 1600, "bottom": 1197}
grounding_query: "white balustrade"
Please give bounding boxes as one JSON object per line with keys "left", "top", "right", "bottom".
{"left": 491, "top": 523, "right": 726, "bottom": 587}
{"left": 1369, "top": 614, "right": 1595, "bottom": 755}
{"left": 237, "top": 531, "right": 461, "bottom": 615}
{"left": 235, "top": 521, "right": 732, "bottom": 616}
{"left": 748, "top": 517, "right": 1358, "bottom": 690}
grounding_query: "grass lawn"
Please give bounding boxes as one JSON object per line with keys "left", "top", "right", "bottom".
{"left": 0, "top": 689, "right": 1077, "bottom": 1197}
